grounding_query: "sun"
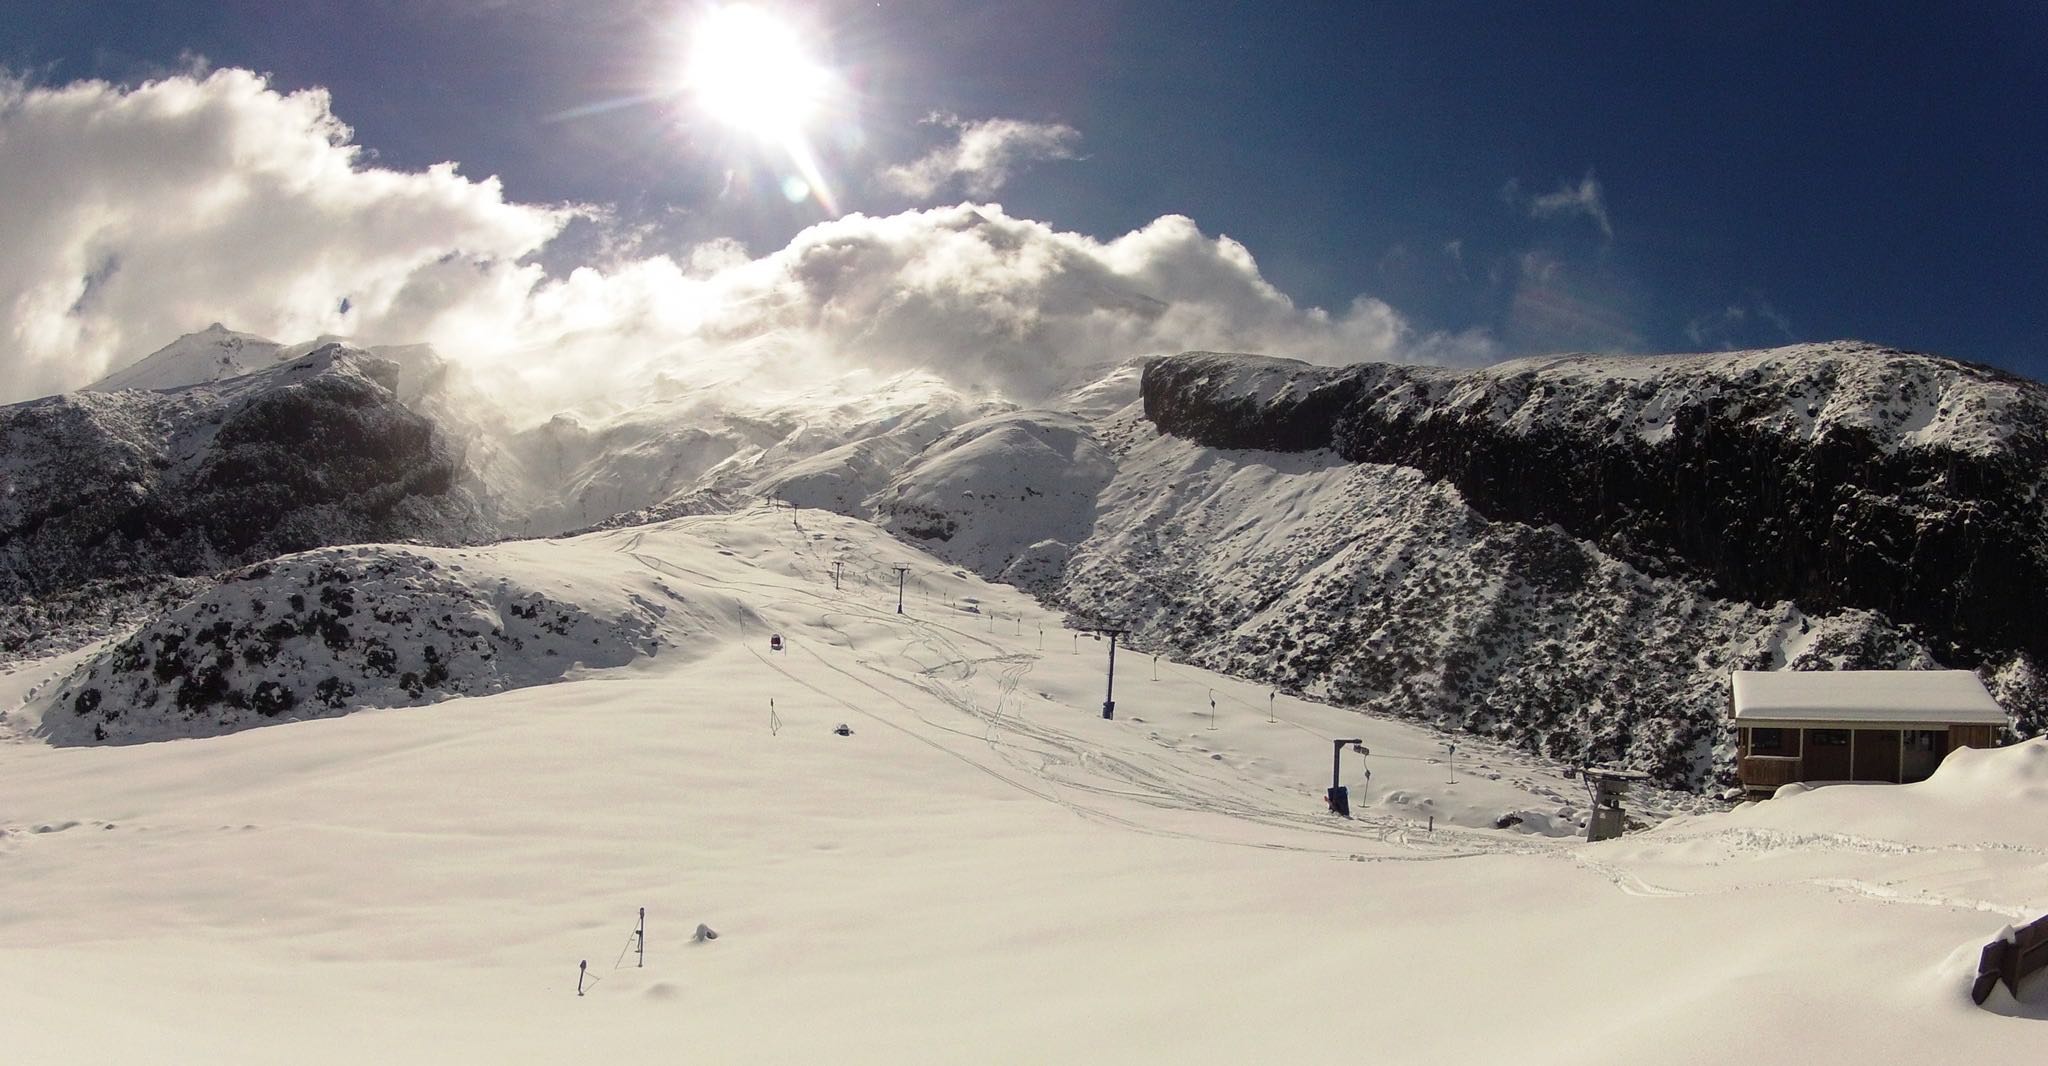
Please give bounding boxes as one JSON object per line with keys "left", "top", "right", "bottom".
{"left": 685, "top": 5, "right": 830, "bottom": 140}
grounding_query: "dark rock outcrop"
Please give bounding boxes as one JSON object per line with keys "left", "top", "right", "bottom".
{"left": 1142, "top": 345, "right": 2048, "bottom": 671}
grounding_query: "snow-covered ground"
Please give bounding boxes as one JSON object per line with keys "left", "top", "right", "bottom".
{"left": 3, "top": 507, "right": 2042, "bottom": 1063}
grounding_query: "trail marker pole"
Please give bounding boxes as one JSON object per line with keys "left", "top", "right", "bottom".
{"left": 1152, "top": 654, "right": 1159, "bottom": 681}
{"left": 1268, "top": 690, "right": 1276, "bottom": 722}
{"left": 770, "top": 698, "right": 782, "bottom": 735}
{"left": 636, "top": 908, "right": 646, "bottom": 968}
{"left": 578, "top": 959, "right": 588, "bottom": 996}
{"left": 1038, "top": 625, "right": 1044, "bottom": 650}
{"left": 1208, "top": 689, "right": 1217, "bottom": 730}
{"left": 1073, "top": 633, "right": 1079, "bottom": 655}
{"left": 1445, "top": 742, "right": 1457, "bottom": 784}
{"left": 833, "top": 560, "right": 843, "bottom": 590}
{"left": 894, "top": 566, "right": 910, "bottom": 614}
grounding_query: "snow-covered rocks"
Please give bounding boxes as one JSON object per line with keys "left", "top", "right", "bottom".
{"left": 34, "top": 539, "right": 718, "bottom": 744}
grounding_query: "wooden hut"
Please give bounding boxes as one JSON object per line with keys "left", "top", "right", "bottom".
{"left": 1730, "top": 670, "right": 2006, "bottom": 797}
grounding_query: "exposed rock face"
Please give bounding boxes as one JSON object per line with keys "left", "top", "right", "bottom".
{"left": 0, "top": 344, "right": 482, "bottom": 654}
{"left": 1142, "top": 345, "right": 2048, "bottom": 669}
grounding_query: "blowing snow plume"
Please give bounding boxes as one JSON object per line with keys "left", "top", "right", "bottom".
{"left": 0, "top": 68, "right": 1494, "bottom": 418}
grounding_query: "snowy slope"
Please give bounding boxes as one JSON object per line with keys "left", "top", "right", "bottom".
{"left": 84, "top": 323, "right": 286, "bottom": 393}
{"left": 2, "top": 506, "right": 2041, "bottom": 1064}
{"left": 873, "top": 409, "right": 1115, "bottom": 591}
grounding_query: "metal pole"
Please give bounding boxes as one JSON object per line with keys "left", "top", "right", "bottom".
{"left": 1102, "top": 630, "right": 1120, "bottom": 719}
{"left": 578, "top": 959, "right": 588, "bottom": 996}
{"left": 637, "top": 908, "right": 645, "bottom": 968}
{"left": 894, "top": 566, "right": 909, "bottom": 614}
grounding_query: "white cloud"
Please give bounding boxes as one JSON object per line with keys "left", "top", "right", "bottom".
{"left": 878, "top": 113, "right": 1080, "bottom": 199}
{"left": 0, "top": 69, "right": 1496, "bottom": 418}
{"left": 0, "top": 68, "right": 572, "bottom": 402}
{"left": 1522, "top": 169, "right": 1613, "bottom": 239}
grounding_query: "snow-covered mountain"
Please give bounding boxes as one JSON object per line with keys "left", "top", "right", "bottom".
{"left": 0, "top": 343, "right": 483, "bottom": 657}
{"left": 489, "top": 371, "right": 1007, "bottom": 537}
{"left": 83, "top": 323, "right": 286, "bottom": 392}
{"left": 9, "top": 327, "right": 2045, "bottom": 789}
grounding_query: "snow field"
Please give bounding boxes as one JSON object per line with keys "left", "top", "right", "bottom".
{"left": 3, "top": 507, "right": 2043, "bottom": 1063}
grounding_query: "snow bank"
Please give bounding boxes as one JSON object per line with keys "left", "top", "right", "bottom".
{"left": 1731, "top": 738, "right": 2048, "bottom": 850}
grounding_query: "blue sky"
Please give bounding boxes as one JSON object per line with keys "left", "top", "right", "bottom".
{"left": 5, "top": 0, "right": 2046, "bottom": 380}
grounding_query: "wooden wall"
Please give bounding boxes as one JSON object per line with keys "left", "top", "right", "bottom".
{"left": 1948, "top": 724, "right": 1998, "bottom": 753}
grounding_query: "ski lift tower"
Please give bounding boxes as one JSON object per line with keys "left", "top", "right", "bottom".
{"left": 1581, "top": 767, "right": 1649, "bottom": 842}
{"left": 1088, "top": 623, "right": 1129, "bottom": 719}
{"left": 1326, "top": 739, "right": 1364, "bottom": 817}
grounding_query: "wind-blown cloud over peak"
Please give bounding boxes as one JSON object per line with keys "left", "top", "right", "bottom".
{"left": 1522, "top": 169, "right": 1614, "bottom": 239}
{"left": 0, "top": 69, "right": 1495, "bottom": 417}
{"left": 878, "top": 113, "right": 1081, "bottom": 199}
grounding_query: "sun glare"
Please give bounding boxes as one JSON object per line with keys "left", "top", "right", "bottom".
{"left": 686, "top": 5, "right": 830, "bottom": 139}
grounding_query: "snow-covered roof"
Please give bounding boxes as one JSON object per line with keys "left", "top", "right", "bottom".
{"left": 1729, "top": 670, "right": 2007, "bottom": 726}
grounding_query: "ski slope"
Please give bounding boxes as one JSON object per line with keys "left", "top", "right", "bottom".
{"left": 3, "top": 507, "right": 2043, "bottom": 1063}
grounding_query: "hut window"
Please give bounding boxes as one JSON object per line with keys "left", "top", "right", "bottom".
{"left": 1750, "top": 728, "right": 1788, "bottom": 754}
{"left": 1811, "top": 729, "right": 1850, "bottom": 746}
{"left": 1904, "top": 730, "right": 1942, "bottom": 751}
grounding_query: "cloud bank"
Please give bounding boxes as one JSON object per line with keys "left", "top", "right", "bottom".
{"left": 0, "top": 68, "right": 569, "bottom": 403}
{"left": 0, "top": 69, "right": 1495, "bottom": 416}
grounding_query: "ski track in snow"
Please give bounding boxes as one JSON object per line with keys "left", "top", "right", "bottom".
{"left": 618, "top": 523, "right": 1525, "bottom": 862}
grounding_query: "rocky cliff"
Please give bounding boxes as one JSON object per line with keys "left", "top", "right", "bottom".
{"left": 1142, "top": 344, "right": 2048, "bottom": 669}
{"left": 1018, "top": 343, "right": 2048, "bottom": 785}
